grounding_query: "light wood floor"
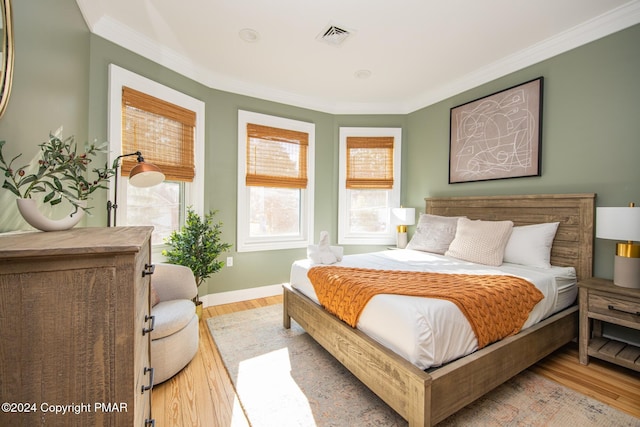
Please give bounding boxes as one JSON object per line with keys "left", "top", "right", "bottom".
{"left": 152, "top": 295, "right": 640, "bottom": 426}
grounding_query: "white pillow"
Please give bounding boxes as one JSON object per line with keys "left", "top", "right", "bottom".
{"left": 406, "top": 214, "right": 463, "bottom": 254}
{"left": 445, "top": 218, "right": 514, "bottom": 266}
{"left": 503, "top": 222, "right": 559, "bottom": 269}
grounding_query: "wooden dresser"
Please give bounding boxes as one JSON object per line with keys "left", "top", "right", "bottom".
{"left": 0, "top": 226, "right": 155, "bottom": 426}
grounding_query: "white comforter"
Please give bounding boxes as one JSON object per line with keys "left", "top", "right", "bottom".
{"left": 290, "top": 249, "right": 577, "bottom": 370}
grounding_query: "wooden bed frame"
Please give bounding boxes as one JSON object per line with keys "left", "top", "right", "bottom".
{"left": 283, "top": 193, "right": 595, "bottom": 426}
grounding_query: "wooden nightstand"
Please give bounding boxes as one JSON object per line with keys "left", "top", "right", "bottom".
{"left": 578, "top": 277, "right": 640, "bottom": 372}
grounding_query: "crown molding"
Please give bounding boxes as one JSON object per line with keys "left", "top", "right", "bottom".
{"left": 78, "top": 0, "right": 640, "bottom": 115}
{"left": 402, "top": 0, "right": 640, "bottom": 113}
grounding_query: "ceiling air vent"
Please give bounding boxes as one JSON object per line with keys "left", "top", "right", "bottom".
{"left": 317, "top": 24, "right": 353, "bottom": 46}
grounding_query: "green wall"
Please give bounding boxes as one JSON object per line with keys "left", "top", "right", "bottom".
{"left": 87, "top": 33, "right": 410, "bottom": 294}
{"left": 1, "top": 0, "right": 639, "bottom": 295}
{"left": 0, "top": 0, "right": 91, "bottom": 230}
{"left": 405, "top": 24, "right": 640, "bottom": 279}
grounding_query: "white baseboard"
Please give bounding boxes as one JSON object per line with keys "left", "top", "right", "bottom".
{"left": 200, "top": 283, "right": 284, "bottom": 307}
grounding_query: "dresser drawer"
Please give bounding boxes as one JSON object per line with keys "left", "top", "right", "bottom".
{"left": 589, "top": 293, "right": 640, "bottom": 327}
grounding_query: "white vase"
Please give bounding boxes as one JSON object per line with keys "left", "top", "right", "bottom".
{"left": 16, "top": 198, "right": 84, "bottom": 232}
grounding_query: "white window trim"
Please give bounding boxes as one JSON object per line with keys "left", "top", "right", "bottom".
{"left": 107, "top": 64, "right": 205, "bottom": 253}
{"left": 338, "top": 127, "right": 402, "bottom": 245}
{"left": 237, "top": 110, "right": 315, "bottom": 252}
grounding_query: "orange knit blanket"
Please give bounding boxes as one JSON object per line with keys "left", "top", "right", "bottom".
{"left": 307, "top": 266, "right": 544, "bottom": 349}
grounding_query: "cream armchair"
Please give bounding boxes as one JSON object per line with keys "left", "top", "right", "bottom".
{"left": 150, "top": 263, "right": 199, "bottom": 384}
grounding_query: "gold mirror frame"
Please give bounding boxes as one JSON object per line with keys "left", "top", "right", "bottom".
{"left": 0, "top": 0, "right": 14, "bottom": 119}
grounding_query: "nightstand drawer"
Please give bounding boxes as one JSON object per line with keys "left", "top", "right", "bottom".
{"left": 590, "top": 293, "right": 640, "bottom": 326}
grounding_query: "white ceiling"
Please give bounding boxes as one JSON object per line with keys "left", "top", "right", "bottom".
{"left": 76, "top": 0, "right": 640, "bottom": 114}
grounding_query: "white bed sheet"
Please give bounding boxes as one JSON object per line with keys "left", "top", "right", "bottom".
{"left": 289, "top": 249, "right": 577, "bottom": 370}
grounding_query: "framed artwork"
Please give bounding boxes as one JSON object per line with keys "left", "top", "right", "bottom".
{"left": 449, "top": 77, "right": 543, "bottom": 184}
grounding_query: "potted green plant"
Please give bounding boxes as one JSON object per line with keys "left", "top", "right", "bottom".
{"left": 162, "top": 207, "right": 232, "bottom": 317}
{"left": 0, "top": 129, "right": 116, "bottom": 230}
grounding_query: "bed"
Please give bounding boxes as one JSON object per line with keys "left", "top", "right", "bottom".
{"left": 283, "top": 193, "right": 595, "bottom": 426}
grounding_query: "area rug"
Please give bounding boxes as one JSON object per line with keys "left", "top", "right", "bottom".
{"left": 207, "top": 304, "right": 639, "bottom": 427}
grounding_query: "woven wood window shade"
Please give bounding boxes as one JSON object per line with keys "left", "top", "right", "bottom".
{"left": 121, "top": 86, "right": 196, "bottom": 182}
{"left": 246, "top": 123, "right": 308, "bottom": 189}
{"left": 346, "top": 136, "right": 394, "bottom": 189}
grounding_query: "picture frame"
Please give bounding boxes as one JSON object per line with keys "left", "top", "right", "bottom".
{"left": 449, "top": 77, "right": 543, "bottom": 184}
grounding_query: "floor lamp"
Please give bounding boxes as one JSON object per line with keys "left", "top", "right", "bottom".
{"left": 107, "top": 151, "right": 165, "bottom": 227}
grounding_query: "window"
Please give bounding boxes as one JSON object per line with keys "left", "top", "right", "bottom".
{"left": 108, "top": 64, "right": 205, "bottom": 255}
{"left": 237, "top": 110, "right": 314, "bottom": 252}
{"left": 121, "top": 86, "right": 196, "bottom": 182}
{"left": 338, "top": 127, "right": 401, "bottom": 245}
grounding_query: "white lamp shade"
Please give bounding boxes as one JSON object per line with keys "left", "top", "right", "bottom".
{"left": 391, "top": 207, "right": 416, "bottom": 226}
{"left": 596, "top": 207, "right": 640, "bottom": 241}
{"left": 129, "top": 162, "right": 165, "bottom": 188}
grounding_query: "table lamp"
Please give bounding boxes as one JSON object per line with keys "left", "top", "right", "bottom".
{"left": 596, "top": 203, "right": 640, "bottom": 288}
{"left": 391, "top": 207, "right": 415, "bottom": 249}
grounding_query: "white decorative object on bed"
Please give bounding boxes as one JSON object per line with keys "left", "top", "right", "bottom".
{"left": 283, "top": 193, "right": 595, "bottom": 427}
{"left": 307, "top": 230, "right": 343, "bottom": 265}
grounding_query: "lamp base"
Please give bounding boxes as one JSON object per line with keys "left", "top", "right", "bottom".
{"left": 396, "top": 231, "right": 408, "bottom": 249}
{"left": 613, "top": 255, "right": 640, "bottom": 289}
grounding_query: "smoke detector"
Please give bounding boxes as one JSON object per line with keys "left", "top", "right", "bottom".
{"left": 317, "top": 24, "right": 354, "bottom": 46}
{"left": 239, "top": 28, "right": 260, "bottom": 43}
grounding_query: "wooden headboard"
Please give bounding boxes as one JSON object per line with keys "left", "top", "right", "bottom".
{"left": 425, "top": 193, "right": 595, "bottom": 280}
